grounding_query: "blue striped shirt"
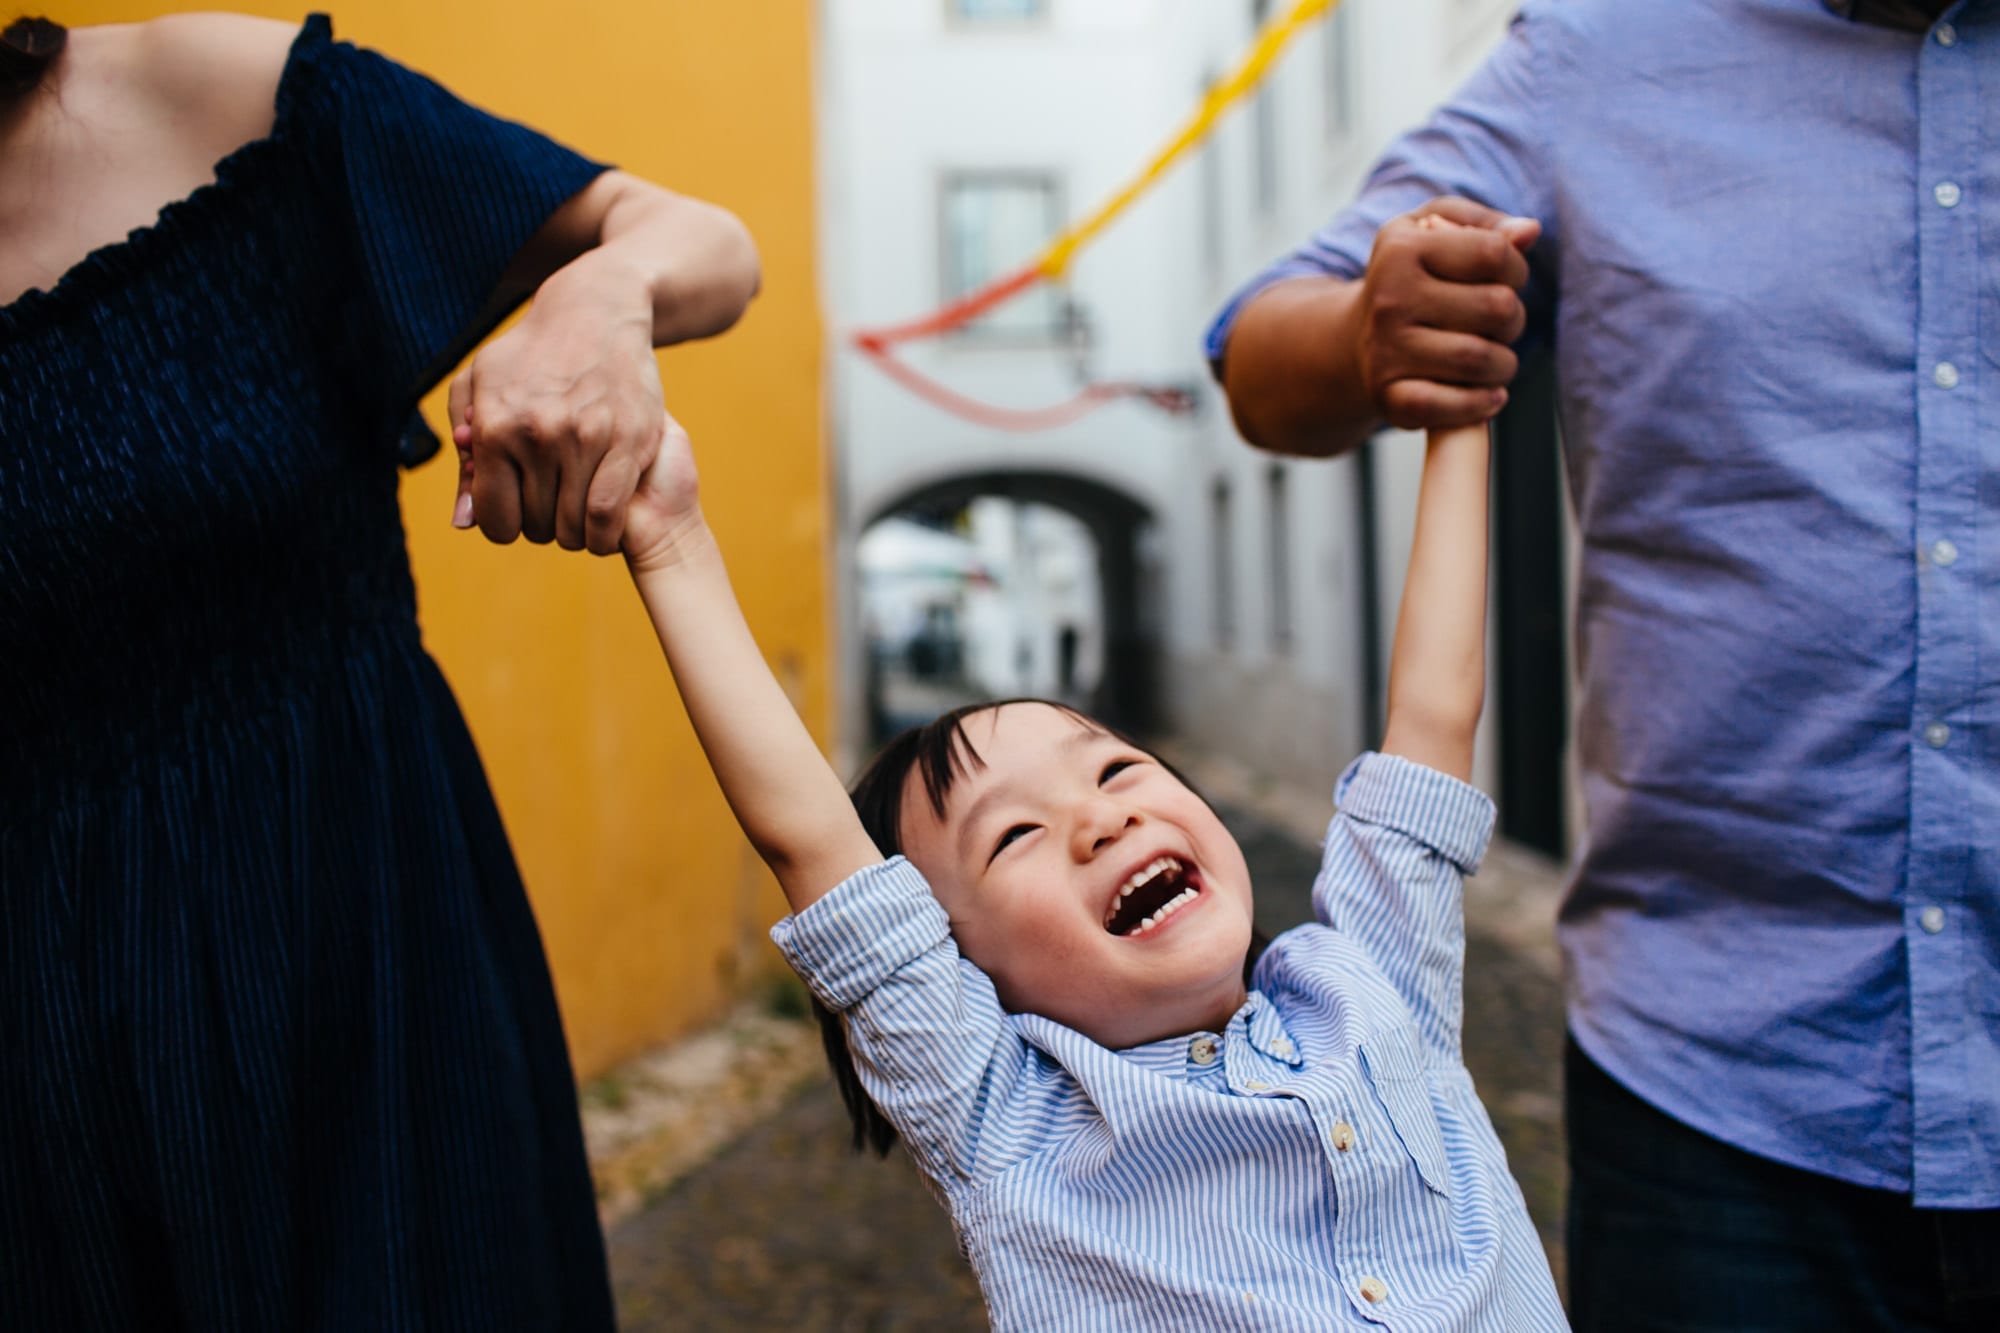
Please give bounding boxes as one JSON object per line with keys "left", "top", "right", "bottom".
{"left": 773, "top": 754, "right": 1567, "bottom": 1331}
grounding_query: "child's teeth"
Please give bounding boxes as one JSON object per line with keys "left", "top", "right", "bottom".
{"left": 1107, "top": 858, "right": 1201, "bottom": 935}
{"left": 1122, "top": 856, "right": 1176, "bottom": 898}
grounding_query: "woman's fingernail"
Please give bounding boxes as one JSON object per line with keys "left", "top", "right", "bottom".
{"left": 452, "top": 494, "right": 474, "bottom": 529}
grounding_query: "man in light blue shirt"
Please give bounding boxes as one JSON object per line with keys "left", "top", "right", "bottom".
{"left": 1208, "top": 1, "right": 1999, "bottom": 1328}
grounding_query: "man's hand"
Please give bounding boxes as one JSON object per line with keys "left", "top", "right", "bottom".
{"left": 1354, "top": 197, "right": 1539, "bottom": 430}
{"left": 1220, "top": 197, "right": 1539, "bottom": 458}
{"left": 447, "top": 252, "right": 665, "bottom": 555}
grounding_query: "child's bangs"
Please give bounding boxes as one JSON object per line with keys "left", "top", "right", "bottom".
{"left": 850, "top": 699, "right": 1103, "bottom": 855}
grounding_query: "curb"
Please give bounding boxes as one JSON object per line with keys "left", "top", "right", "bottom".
{"left": 583, "top": 997, "right": 828, "bottom": 1229}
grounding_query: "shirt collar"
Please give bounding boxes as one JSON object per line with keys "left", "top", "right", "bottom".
{"left": 1238, "top": 992, "right": 1305, "bottom": 1067}
{"left": 1822, "top": 0, "right": 1955, "bottom": 33}
{"left": 1117, "top": 991, "right": 1304, "bottom": 1081}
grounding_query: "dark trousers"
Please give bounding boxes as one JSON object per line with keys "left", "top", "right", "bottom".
{"left": 1566, "top": 1037, "right": 2000, "bottom": 1332}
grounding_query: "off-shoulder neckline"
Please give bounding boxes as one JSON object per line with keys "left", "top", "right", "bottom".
{"left": 0, "top": 13, "right": 333, "bottom": 339}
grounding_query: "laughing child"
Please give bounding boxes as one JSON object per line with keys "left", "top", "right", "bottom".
{"left": 617, "top": 412, "right": 1568, "bottom": 1330}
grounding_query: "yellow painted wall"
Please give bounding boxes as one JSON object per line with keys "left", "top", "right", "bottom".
{"left": 70, "top": 2, "right": 826, "bottom": 1080}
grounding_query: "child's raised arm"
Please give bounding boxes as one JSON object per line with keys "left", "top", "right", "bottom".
{"left": 1379, "top": 421, "right": 1491, "bottom": 782}
{"left": 621, "top": 421, "right": 882, "bottom": 911}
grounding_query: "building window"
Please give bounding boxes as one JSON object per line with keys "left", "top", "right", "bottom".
{"left": 1323, "top": 1, "right": 1355, "bottom": 139}
{"left": 1250, "top": 0, "right": 1278, "bottom": 214}
{"left": 948, "top": 0, "right": 1045, "bottom": 20}
{"left": 1213, "top": 478, "right": 1236, "bottom": 648}
{"left": 940, "top": 172, "right": 1064, "bottom": 338}
{"left": 1198, "top": 71, "right": 1224, "bottom": 277}
{"left": 1267, "top": 465, "right": 1292, "bottom": 654}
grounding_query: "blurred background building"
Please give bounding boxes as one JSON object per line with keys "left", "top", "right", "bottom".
{"left": 822, "top": 0, "right": 1572, "bottom": 854}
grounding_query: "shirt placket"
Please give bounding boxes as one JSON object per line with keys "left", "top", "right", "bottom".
{"left": 1304, "top": 1067, "right": 1410, "bottom": 1320}
{"left": 1906, "top": 3, "right": 1981, "bottom": 1206}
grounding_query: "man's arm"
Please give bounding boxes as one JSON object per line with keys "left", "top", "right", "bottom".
{"left": 1378, "top": 422, "right": 1490, "bottom": 781}
{"left": 1221, "top": 199, "right": 1537, "bottom": 459}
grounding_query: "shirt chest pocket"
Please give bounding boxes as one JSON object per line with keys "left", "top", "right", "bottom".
{"left": 1359, "top": 1029, "right": 1452, "bottom": 1199}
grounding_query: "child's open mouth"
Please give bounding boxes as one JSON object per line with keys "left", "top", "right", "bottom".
{"left": 1104, "top": 856, "right": 1202, "bottom": 937}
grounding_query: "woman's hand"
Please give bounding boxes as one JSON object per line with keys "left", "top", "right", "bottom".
{"left": 447, "top": 250, "right": 665, "bottom": 555}
{"left": 444, "top": 171, "right": 759, "bottom": 556}
{"left": 621, "top": 414, "right": 705, "bottom": 574}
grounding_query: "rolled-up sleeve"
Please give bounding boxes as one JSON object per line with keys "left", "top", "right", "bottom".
{"left": 772, "top": 857, "right": 1037, "bottom": 1184}
{"left": 772, "top": 858, "right": 955, "bottom": 1011}
{"left": 1314, "top": 753, "right": 1495, "bottom": 1067}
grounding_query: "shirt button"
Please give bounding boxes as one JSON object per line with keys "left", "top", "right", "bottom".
{"left": 1920, "top": 906, "right": 1946, "bottom": 935}
{"left": 1924, "top": 722, "right": 1951, "bottom": 749}
{"left": 1330, "top": 1122, "right": 1357, "bottom": 1152}
{"left": 1934, "top": 362, "right": 1961, "bottom": 389}
{"left": 1188, "top": 1036, "right": 1219, "bottom": 1066}
{"left": 1272, "top": 1037, "right": 1294, "bottom": 1057}
{"left": 1358, "top": 1276, "right": 1389, "bottom": 1304}
{"left": 1935, "top": 181, "right": 1963, "bottom": 209}
{"left": 1936, "top": 23, "right": 1957, "bottom": 46}
{"left": 1244, "top": 1079, "right": 1270, "bottom": 1091}
{"left": 1931, "top": 539, "right": 1959, "bottom": 567}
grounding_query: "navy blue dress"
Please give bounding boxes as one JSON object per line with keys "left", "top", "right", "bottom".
{"left": 0, "top": 17, "right": 616, "bottom": 1330}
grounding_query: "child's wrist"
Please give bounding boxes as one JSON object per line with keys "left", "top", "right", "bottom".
{"left": 624, "top": 507, "right": 716, "bottom": 576}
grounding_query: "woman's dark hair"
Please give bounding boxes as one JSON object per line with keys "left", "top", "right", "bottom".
{"left": 818, "top": 698, "right": 1270, "bottom": 1156}
{"left": 2, "top": 17, "right": 66, "bottom": 103}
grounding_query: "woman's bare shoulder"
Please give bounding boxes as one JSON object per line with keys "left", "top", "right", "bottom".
{"left": 114, "top": 12, "right": 300, "bottom": 147}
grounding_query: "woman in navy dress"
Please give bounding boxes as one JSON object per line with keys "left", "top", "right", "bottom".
{"left": 0, "top": 12, "right": 759, "bottom": 1328}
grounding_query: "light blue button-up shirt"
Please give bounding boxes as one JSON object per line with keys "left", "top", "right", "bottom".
{"left": 774, "top": 754, "right": 1567, "bottom": 1331}
{"left": 1208, "top": 0, "right": 1999, "bottom": 1207}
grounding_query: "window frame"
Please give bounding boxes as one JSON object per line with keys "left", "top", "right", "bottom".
{"left": 936, "top": 169, "right": 1068, "bottom": 344}
{"left": 943, "top": 0, "right": 1050, "bottom": 28}
{"left": 1266, "top": 464, "right": 1293, "bottom": 655}
{"left": 1212, "top": 477, "right": 1237, "bottom": 649}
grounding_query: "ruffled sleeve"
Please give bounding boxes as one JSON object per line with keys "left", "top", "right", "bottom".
{"left": 283, "top": 14, "right": 610, "bottom": 462}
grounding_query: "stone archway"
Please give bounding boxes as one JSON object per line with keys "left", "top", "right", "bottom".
{"left": 861, "top": 469, "right": 1158, "bottom": 737}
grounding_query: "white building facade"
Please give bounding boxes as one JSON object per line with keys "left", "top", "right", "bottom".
{"left": 819, "top": 0, "right": 1549, "bottom": 819}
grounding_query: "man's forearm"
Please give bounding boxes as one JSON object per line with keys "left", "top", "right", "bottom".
{"left": 1219, "top": 276, "right": 1380, "bottom": 458}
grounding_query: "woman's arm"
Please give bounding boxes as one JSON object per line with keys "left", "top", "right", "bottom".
{"left": 621, "top": 422, "right": 880, "bottom": 911}
{"left": 1378, "top": 422, "right": 1490, "bottom": 782}
{"left": 500, "top": 170, "right": 761, "bottom": 347}
{"left": 119, "top": 13, "right": 758, "bottom": 560}
{"left": 449, "top": 172, "right": 760, "bottom": 555}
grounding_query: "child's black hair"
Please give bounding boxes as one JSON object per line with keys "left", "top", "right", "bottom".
{"left": 817, "top": 697, "right": 1270, "bottom": 1156}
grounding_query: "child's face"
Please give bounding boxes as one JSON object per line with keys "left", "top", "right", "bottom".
{"left": 898, "top": 703, "right": 1255, "bottom": 1050}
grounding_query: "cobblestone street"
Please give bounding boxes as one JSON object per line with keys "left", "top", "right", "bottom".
{"left": 608, "top": 790, "right": 1569, "bottom": 1331}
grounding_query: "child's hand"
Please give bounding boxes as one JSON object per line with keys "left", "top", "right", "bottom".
{"left": 622, "top": 415, "right": 706, "bottom": 573}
